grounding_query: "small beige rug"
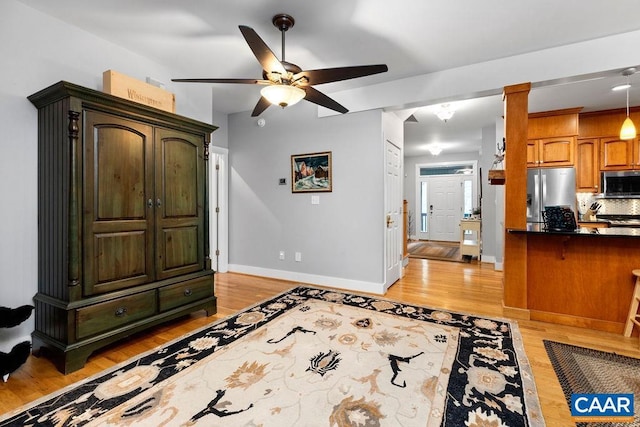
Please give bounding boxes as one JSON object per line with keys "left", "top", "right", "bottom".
{"left": 408, "top": 240, "right": 466, "bottom": 262}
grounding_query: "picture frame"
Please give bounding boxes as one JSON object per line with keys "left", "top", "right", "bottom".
{"left": 291, "top": 151, "right": 332, "bottom": 193}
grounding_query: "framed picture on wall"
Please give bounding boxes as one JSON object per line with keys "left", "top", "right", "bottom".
{"left": 291, "top": 151, "right": 332, "bottom": 193}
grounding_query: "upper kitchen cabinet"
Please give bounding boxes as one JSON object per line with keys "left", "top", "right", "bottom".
{"left": 579, "top": 107, "right": 640, "bottom": 171}
{"left": 576, "top": 138, "right": 600, "bottom": 192}
{"left": 600, "top": 136, "right": 639, "bottom": 170}
{"left": 527, "top": 108, "right": 581, "bottom": 167}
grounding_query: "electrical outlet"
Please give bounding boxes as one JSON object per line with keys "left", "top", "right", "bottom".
{"left": 295, "top": 252, "right": 302, "bottom": 262}
{"left": 279, "top": 251, "right": 285, "bottom": 260}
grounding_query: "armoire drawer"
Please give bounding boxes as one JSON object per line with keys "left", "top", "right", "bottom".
{"left": 76, "top": 290, "right": 157, "bottom": 339}
{"left": 159, "top": 277, "right": 213, "bottom": 312}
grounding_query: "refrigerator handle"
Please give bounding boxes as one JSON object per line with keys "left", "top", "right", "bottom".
{"left": 541, "top": 173, "right": 547, "bottom": 209}
{"left": 534, "top": 173, "right": 540, "bottom": 215}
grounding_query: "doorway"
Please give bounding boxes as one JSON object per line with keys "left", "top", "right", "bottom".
{"left": 210, "top": 146, "right": 228, "bottom": 273}
{"left": 415, "top": 162, "right": 477, "bottom": 242}
{"left": 385, "top": 140, "right": 402, "bottom": 288}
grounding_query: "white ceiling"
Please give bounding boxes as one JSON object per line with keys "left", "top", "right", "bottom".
{"left": 17, "top": 0, "right": 640, "bottom": 156}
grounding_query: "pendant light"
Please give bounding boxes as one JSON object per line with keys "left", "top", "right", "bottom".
{"left": 618, "top": 68, "right": 636, "bottom": 140}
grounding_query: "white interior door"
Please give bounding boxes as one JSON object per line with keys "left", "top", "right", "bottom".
{"left": 385, "top": 141, "right": 402, "bottom": 288}
{"left": 210, "top": 146, "right": 228, "bottom": 273}
{"left": 428, "top": 176, "right": 462, "bottom": 242}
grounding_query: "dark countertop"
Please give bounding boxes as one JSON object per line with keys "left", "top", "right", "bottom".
{"left": 508, "top": 223, "right": 640, "bottom": 237}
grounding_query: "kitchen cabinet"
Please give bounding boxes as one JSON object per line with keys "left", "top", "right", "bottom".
{"left": 527, "top": 108, "right": 580, "bottom": 168}
{"left": 527, "top": 137, "right": 575, "bottom": 167}
{"left": 28, "top": 81, "right": 217, "bottom": 373}
{"left": 576, "top": 138, "right": 600, "bottom": 192}
{"left": 600, "top": 136, "right": 640, "bottom": 170}
{"left": 508, "top": 229, "right": 640, "bottom": 333}
{"left": 579, "top": 108, "right": 640, "bottom": 171}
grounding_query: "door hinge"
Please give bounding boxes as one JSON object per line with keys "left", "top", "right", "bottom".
{"left": 215, "top": 207, "right": 220, "bottom": 213}
{"left": 215, "top": 164, "right": 220, "bottom": 170}
{"left": 215, "top": 249, "right": 220, "bottom": 256}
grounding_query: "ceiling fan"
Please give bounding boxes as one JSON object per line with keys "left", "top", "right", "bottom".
{"left": 172, "top": 14, "right": 388, "bottom": 117}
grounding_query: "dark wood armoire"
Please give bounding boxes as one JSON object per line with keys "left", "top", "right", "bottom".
{"left": 28, "top": 81, "right": 217, "bottom": 373}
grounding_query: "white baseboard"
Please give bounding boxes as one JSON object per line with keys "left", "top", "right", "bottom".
{"left": 480, "top": 255, "right": 496, "bottom": 264}
{"left": 227, "top": 264, "right": 386, "bottom": 295}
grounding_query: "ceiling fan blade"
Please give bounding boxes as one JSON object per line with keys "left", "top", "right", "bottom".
{"left": 294, "top": 64, "right": 388, "bottom": 86}
{"left": 251, "top": 96, "right": 271, "bottom": 117}
{"left": 303, "top": 87, "right": 348, "bottom": 114}
{"left": 239, "top": 25, "right": 287, "bottom": 76}
{"left": 171, "top": 78, "right": 271, "bottom": 85}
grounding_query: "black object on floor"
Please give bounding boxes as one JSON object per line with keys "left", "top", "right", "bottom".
{"left": 0, "top": 305, "right": 34, "bottom": 328}
{"left": 0, "top": 341, "right": 31, "bottom": 382}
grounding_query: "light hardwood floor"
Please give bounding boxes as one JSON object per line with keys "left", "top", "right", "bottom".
{"left": 1, "top": 258, "right": 638, "bottom": 425}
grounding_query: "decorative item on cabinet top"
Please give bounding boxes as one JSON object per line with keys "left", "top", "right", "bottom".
{"left": 103, "top": 69, "right": 175, "bottom": 113}
{"left": 28, "top": 81, "right": 217, "bottom": 374}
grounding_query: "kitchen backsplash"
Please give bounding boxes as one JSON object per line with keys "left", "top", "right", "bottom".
{"left": 576, "top": 193, "right": 640, "bottom": 216}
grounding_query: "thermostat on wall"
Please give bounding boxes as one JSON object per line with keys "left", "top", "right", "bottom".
{"left": 279, "top": 178, "right": 286, "bottom": 185}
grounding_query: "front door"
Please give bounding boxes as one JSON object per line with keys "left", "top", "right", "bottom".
{"left": 428, "top": 176, "right": 462, "bottom": 242}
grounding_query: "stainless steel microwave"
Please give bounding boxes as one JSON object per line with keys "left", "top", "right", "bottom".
{"left": 601, "top": 170, "right": 640, "bottom": 197}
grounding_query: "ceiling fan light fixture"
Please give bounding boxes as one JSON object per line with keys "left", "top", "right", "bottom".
{"left": 260, "top": 84, "right": 305, "bottom": 108}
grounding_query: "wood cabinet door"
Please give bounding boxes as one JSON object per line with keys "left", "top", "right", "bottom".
{"left": 634, "top": 138, "right": 640, "bottom": 169}
{"left": 526, "top": 140, "right": 538, "bottom": 167}
{"left": 576, "top": 138, "right": 599, "bottom": 192}
{"left": 83, "top": 111, "right": 155, "bottom": 296}
{"left": 600, "top": 136, "right": 634, "bottom": 170}
{"left": 154, "top": 128, "right": 205, "bottom": 280}
{"left": 538, "top": 137, "right": 574, "bottom": 166}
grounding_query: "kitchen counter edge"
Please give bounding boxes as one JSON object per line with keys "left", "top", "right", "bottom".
{"left": 507, "top": 224, "right": 640, "bottom": 237}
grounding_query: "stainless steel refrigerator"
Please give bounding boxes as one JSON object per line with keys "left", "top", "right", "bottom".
{"left": 526, "top": 167, "right": 576, "bottom": 223}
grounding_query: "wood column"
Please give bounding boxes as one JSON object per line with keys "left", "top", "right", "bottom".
{"left": 503, "top": 83, "right": 530, "bottom": 317}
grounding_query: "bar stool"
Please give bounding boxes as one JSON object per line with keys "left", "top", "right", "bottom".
{"left": 624, "top": 269, "right": 640, "bottom": 343}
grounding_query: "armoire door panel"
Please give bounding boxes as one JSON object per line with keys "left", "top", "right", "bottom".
{"left": 155, "top": 128, "right": 205, "bottom": 279}
{"left": 161, "top": 226, "right": 199, "bottom": 270}
{"left": 84, "top": 111, "right": 155, "bottom": 295}
{"left": 95, "top": 127, "right": 147, "bottom": 220}
{"left": 161, "top": 138, "right": 199, "bottom": 218}
{"left": 91, "top": 231, "right": 150, "bottom": 294}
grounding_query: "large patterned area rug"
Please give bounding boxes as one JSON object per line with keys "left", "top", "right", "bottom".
{"left": 544, "top": 340, "right": 640, "bottom": 426}
{"left": 1, "top": 287, "right": 543, "bottom": 426}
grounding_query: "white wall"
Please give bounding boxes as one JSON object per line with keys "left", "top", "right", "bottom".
{"left": 0, "top": 1, "right": 214, "bottom": 350}
{"left": 479, "top": 119, "right": 505, "bottom": 266}
{"left": 227, "top": 102, "right": 387, "bottom": 293}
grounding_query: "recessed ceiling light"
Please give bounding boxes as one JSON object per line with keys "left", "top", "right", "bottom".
{"left": 612, "top": 83, "right": 631, "bottom": 91}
